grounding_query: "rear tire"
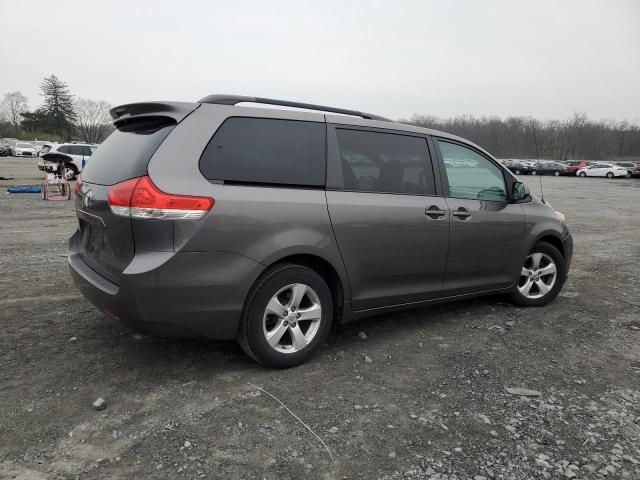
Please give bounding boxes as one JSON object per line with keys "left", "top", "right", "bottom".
{"left": 515, "top": 169, "right": 521, "bottom": 175}
{"left": 578, "top": 171, "right": 586, "bottom": 177}
{"left": 508, "top": 242, "right": 566, "bottom": 307}
{"left": 237, "top": 263, "right": 333, "bottom": 368}
{"left": 606, "top": 172, "right": 614, "bottom": 178}
{"left": 531, "top": 170, "right": 537, "bottom": 176}
{"left": 554, "top": 170, "right": 560, "bottom": 176}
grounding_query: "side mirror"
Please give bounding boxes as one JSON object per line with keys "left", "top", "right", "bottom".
{"left": 512, "top": 181, "right": 529, "bottom": 202}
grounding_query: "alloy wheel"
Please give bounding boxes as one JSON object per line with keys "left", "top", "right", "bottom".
{"left": 262, "top": 283, "right": 322, "bottom": 354}
{"left": 518, "top": 252, "right": 557, "bottom": 299}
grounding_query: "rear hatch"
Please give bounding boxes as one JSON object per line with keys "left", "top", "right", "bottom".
{"left": 74, "top": 102, "right": 198, "bottom": 283}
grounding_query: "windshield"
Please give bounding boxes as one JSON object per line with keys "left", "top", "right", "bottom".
{"left": 17, "top": 143, "right": 33, "bottom": 148}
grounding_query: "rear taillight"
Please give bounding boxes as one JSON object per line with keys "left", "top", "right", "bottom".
{"left": 107, "top": 176, "right": 214, "bottom": 220}
{"left": 74, "top": 175, "right": 82, "bottom": 195}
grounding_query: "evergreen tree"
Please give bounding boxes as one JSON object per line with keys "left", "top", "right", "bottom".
{"left": 40, "top": 75, "right": 76, "bottom": 139}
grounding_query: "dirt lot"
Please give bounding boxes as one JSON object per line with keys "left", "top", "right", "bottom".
{"left": 1, "top": 157, "right": 639, "bottom": 480}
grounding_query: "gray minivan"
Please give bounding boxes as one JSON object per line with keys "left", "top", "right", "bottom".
{"left": 69, "top": 95, "right": 573, "bottom": 368}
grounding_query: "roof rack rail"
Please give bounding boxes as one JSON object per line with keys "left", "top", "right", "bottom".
{"left": 197, "top": 94, "right": 391, "bottom": 122}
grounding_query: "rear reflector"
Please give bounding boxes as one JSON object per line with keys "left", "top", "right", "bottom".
{"left": 107, "top": 176, "right": 214, "bottom": 220}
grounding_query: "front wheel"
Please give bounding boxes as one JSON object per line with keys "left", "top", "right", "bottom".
{"left": 606, "top": 172, "right": 614, "bottom": 178}
{"left": 238, "top": 264, "right": 333, "bottom": 368}
{"left": 554, "top": 170, "right": 560, "bottom": 176}
{"left": 531, "top": 170, "right": 537, "bottom": 176}
{"left": 508, "top": 242, "right": 566, "bottom": 307}
{"left": 578, "top": 171, "right": 586, "bottom": 177}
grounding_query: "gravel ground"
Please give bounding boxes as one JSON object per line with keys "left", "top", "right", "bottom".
{"left": 1, "top": 156, "right": 639, "bottom": 480}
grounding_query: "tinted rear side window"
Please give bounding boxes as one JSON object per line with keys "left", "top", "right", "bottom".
{"left": 336, "top": 128, "right": 435, "bottom": 195}
{"left": 81, "top": 124, "right": 174, "bottom": 185}
{"left": 199, "top": 117, "right": 326, "bottom": 187}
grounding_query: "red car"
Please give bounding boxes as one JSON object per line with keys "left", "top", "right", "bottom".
{"left": 564, "top": 160, "right": 589, "bottom": 176}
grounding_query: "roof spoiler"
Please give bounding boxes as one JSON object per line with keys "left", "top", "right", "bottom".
{"left": 109, "top": 101, "right": 198, "bottom": 128}
{"left": 197, "top": 94, "right": 391, "bottom": 122}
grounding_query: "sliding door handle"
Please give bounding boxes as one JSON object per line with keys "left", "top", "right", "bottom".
{"left": 425, "top": 205, "right": 447, "bottom": 219}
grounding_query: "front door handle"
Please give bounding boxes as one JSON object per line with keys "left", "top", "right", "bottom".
{"left": 452, "top": 207, "right": 472, "bottom": 219}
{"left": 425, "top": 205, "right": 447, "bottom": 219}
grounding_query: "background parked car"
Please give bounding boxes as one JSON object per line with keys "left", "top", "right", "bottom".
{"left": 564, "top": 160, "right": 589, "bottom": 176}
{"left": 576, "top": 163, "right": 628, "bottom": 178}
{"left": 11, "top": 142, "right": 37, "bottom": 157}
{"left": 504, "top": 160, "right": 532, "bottom": 175}
{"left": 0, "top": 145, "right": 10, "bottom": 157}
{"left": 531, "top": 161, "right": 570, "bottom": 176}
{"left": 33, "top": 141, "right": 54, "bottom": 156}
{"left": 37, "top": 143, "right": 97, "bottom": 179}
{"left": 615, "top": 161, "right": 640, "bottom": 178}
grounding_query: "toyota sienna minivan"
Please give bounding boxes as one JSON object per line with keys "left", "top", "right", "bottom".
{"left": 69, "top": 95, "right": 573, "bottom": 368}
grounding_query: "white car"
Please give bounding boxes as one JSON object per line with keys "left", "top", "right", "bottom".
{"left": 576, "top": 163, "right": 628, "bottom": 178}
{"left": 37, "top": 143, "right": 98, "bottom": 179}
{"left": 12, "top": 142, "right": 37, "bottom": 157}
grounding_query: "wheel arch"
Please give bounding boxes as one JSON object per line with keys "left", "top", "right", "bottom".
{"left": 258, "top": 252, "right": 348, "bottom": 325}
{"left": 533, "top": 233, "right": 565, "bottom": 258}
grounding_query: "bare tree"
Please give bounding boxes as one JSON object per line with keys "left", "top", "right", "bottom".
{"left": 74, "top": 98, "right": 113, "bottom": 143}
{"left": 403, "top": 113, "right": 640, "bottom": 161}
{"left": 1, "top": 91, "right": 29, "bottom": 134}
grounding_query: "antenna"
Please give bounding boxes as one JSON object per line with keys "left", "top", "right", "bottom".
{"left": 539, "top": 175, "right": 545, "bottom": 203}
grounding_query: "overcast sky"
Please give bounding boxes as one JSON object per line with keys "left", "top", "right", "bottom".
{"left": 1, "top": 0, "right": 638, "bottom": 121}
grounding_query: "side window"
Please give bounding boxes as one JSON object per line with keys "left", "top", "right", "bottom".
{"left": 335, "top": 128, "right": 435, "bottom": 195}
{"left": 70, "top": 145, "right": 85, "bottom": 155}
{"left": 438, "top": 140, "right": 507, "bottom": 202}
{"left": 57, "top": 145, "right": 70, "bottom": 154}
{"left": 199, "top": 117, "right": 326, "bottom": 187}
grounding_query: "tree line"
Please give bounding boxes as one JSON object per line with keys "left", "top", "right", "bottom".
{"left": 403, "top": 113, "right": 640, "bottom": 161}
{"left": 0, "top": 75, "right": 113, "bottom": 144}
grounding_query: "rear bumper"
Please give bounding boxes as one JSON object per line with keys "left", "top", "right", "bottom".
{"left": 69, "top": 232, "right": 264, "bottom": 339}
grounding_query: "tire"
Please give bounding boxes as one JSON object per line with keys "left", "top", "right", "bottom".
{"left": 554, "top": 170, "right": 560, "bottom": 176}
{"left": 606, "top": 172, "right": 613, "bottom": 178}
{"left": 515, "top": 169, "right": 521, "bottom": 175}
{"left": 508, "top": 241, "right": 566, "bottom": 307}
{"left": 531, "top": 170, "right": 537, "bottom": 176}
{"left": 578, "top": 171, "right": 586, "bottom": 177}
{"left": 65, "top": 164, "right": 78, "bottom": 180}
{"left": 237, "top": 263, "right": 333, "bottom": 368}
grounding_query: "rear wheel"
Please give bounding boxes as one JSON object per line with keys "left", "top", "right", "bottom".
{"left": 515, "top": 169, "right": 521, "bottom": 175}
{"left": 554, "top": 170, "right": 560, "bottom": 176}
{"left": 578, "top": 171, "right": 586, "bottom": 177}
{"left": 508, "top": 242, "right": 566, "bottom": 307}
{"left": 531, "top": 170, "right": 537, "bottom": 176}
{"left": 606, "top": 172, "right": 614, "bottom": 178}
{"left": 238, "top": 263, "right": 333, "bottom": 368}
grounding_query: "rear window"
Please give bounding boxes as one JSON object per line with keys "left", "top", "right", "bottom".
{"left": 81, "top": 124, "right": 174, "bottom": 185}
{"left": 199, "top": 117, "right": 326, "bottom": 187}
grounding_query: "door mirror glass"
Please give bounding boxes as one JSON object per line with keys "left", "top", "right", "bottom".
{"left": 512, "top": 181, "right": 528, "bottom": 201}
